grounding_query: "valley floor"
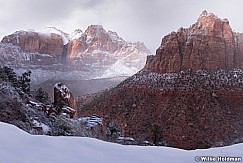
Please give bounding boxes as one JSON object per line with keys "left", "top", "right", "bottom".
{"left": 0, "top": 122, "right": 242, "bottom": 163}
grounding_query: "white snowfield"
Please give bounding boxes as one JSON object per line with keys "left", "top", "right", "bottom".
{"left": 0, "top": 122, "right": 242, "bottom": 163}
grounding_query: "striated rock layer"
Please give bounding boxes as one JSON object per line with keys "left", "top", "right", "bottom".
{"left": 1, "top": 26, "right": 151, "bottom": 77}
{"left": 145, "top": 10, "right": 243, "bottom": 73}
{"left": 78, "top": 69, "right": 243, "bottom": 149}
{"left": 2, "top": 31, "right": 64, "bottom": 58}
{"left": 78, "top": 11, "right": 243, "bottom": 149}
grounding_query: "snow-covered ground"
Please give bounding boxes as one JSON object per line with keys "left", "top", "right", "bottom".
{"left": 0, "top": 122, "right": 242, "bottom": 163}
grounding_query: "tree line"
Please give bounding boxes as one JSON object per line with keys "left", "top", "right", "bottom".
{"left": 0, "top": 66, "right": 31, "bottom": 94}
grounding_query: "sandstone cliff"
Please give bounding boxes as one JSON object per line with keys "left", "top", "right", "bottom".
{"left": 145, "top": 10, "right": 243, "bottom": 73}
{"left": 66, "top": 25, "right": 150, "bottom": 72}
{"left": 77, "top": 11, "right": 243, "bottom": 149}
{"left": 2, "top": 31, "right": 64, "bottom": 57}
{"left": 0, "top": 26, "right": 151, "bottom": 78}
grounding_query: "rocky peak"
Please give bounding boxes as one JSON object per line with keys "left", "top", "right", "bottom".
{"left": 84, "top": 25, "right": 106, "bottom": 39}
{"left": 66, "top": 25, "right": 151, "bottom": 70}
{"left": 83, "top": 25, "right": 125, "bottom": 48}
{"left": 1, "top": 25, "right": 151, "bottom": 77}
{"left": 70, "top": 29, "right": 83, "bottom": 40}
{"left": 193, "top": 10, "right": 232, "bottom": 37}
{"left": 145, "top": 11, "right": 243, "bottom": 74}
{"left": 107, "top": 30, "right": 125, "bottom": 45}
{"left": 44, "top": 27, "right": 70, "bottom": 44}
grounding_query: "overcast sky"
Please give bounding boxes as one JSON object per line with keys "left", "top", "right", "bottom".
{"left": 1, "top": 0, "right": 243, "bottom": 53}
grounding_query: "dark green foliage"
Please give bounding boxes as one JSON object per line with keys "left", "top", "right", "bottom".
{"left": 34, "top": 87, "right": 51, "bottom": 105}
{"left": 0, "top": 66, "right": 18, "bottom": 86}
{"left": 51, "top": 115, "right": 74, "bottom": 136}
{"left": 106, "top": 122, "right": 120, "bottom": 137}
{"left": 151, "top": 124, "right": 163, "bottom": 146}
{"left": 55, "top": 100, "right": 69, "bottom": 113}
{"left": 18, "top": 70, "right": 31, "bottom": 94}
{"left": 0, "top": 66, "right": 31, "bottom": 94}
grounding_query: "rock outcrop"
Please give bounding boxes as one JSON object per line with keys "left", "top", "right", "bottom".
{"left": 77, "top": 11, "right": 243, "bottom": 149}
{"left": 54, "top": 82, "right": 75, "bottom": 109}
{"left": 145, "top": 10, "right": 243, "bottom": 73}
{"left": 0, "top": 79, "right": 105, "bottom": 137}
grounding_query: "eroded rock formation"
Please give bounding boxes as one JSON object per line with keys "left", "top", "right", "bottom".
{"left": 0, "top": 26, "right": 151, "bottom": 75}
{"left": 77, "top": 11, "right": 243, "bottom": 149}
{"left": 54, "top": 83, "right": 76, "bottom": 117}
{"left": 2, "top": 31, "right": 64, "bottom": 56}
{"left": 145, "top": 10, "right": 243, "bottom": 73}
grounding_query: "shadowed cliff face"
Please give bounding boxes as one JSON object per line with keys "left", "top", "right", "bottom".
{"left": 145, "top": 10, "right": 243, "bottom": 73}
{"left": 78, "top": 69, "right": 243, "bottom": 150}
{"left": 77, "top": 11, "right": 243, "bottom": 150}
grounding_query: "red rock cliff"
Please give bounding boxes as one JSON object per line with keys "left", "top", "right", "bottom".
{"left": 1, "top": 31, "right": 64, "bottom": 56}
{"left": 145, "top": 10, "right": 243, "bottom": 73}
{"left": 1, "top": 26, "right": 150, "bottom": 74}
{"left": 77, "top": 11, "right": 243, "bottom": 150}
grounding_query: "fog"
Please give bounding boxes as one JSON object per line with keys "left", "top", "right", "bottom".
{"left": 0, "top": 0, "right": 243, "bottom": 52}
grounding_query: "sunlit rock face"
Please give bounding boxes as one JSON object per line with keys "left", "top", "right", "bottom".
{"left": 145, "top": 10, "right": 243, "bottom": 73}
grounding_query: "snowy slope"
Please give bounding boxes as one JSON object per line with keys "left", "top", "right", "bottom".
{"left": 43, "top": 27, "right": 70, "bottom": 44}
{"left": 98, "top": 59, "right": 139, "bottom": 78}
{"left": 0, "top": 122, "right": 242, "bottom": 163}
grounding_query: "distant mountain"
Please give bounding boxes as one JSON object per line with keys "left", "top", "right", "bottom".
{"left": 77, "top": 11, "right": 243, "bottom": 150}
{"left": 0, "top": 25, "right": 151, "bottom": 83}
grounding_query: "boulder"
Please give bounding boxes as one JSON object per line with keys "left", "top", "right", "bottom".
{"left": 54, "top": 82, "right": 76, "bottom": 116}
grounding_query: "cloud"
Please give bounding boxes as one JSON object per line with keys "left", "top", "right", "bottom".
{"left": 0, "top": 0, "right": 243, "bottom": 52}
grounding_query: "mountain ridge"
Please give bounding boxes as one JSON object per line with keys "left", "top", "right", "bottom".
{"left": 0, "top": 25, "right": 151, "bottom": 80}
{"left": 77, "top": 11, "right": 243, "bottom": 149}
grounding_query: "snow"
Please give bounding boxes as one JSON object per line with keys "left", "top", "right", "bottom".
{"left": 108, "top": 30, "right": 125, "bottom": 44}
{"left": 99, "top": 59, "right": 139, "bottom": 78}
{"left": 70, "top": 29, "right": 83, "bottom": 40}
{"left": 0, "top": 122, "right": 242, "bottom": 163}
{"left": 118, "top": 137, "right": 135, "bottom": 141}
{"left": 16, "top": 36, "right": 20, "bottom": 44}
{"left": 32, "top": 120, "right": 50, "bottom": 134}
{"left": 78, "top": 115, "right": 102, "bottom": 128}
{"left": 43, "top": 27, "right": 70, "bottom": 45}
{"left": 13, "top": 30, "right": 28, "bottom": 35}
{"left": 62, "top": 106, "right": 75, "bottom": 113}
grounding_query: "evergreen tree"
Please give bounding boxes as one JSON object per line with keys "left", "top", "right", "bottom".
{"left": 18, "top": 70, "right": 31, "bottom": 94}
{"left": 0, "top": 66, "right": 18, "bottom": 85}
{"left": 107, "top": 122, "right": 120, "bottom": 137}
{"left": 34, "top": 87, "right": 51, "bottom": 104}
{"left": 151, "top": 124, "right": 163, "bottom": 146}
{"left": 0, "top": 66, "right": 32, "bottom": 95}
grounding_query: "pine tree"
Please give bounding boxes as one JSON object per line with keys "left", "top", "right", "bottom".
{"left": 34, "top": 87, "right": 51, "bottom": 104}
{"left": 0, "top": 66, "right": 18, "bottom": 84}
{"left": 0, "top": 66, "right": 32, "bottom": 95}
{"left": 18, "top": 70, "right": 31, "bottom": 94}
{"left": 107, "top": 122, "right": 120, "bottom": 137}
{"left": 151, "top": 124, "right": 163, "bottom": 146}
